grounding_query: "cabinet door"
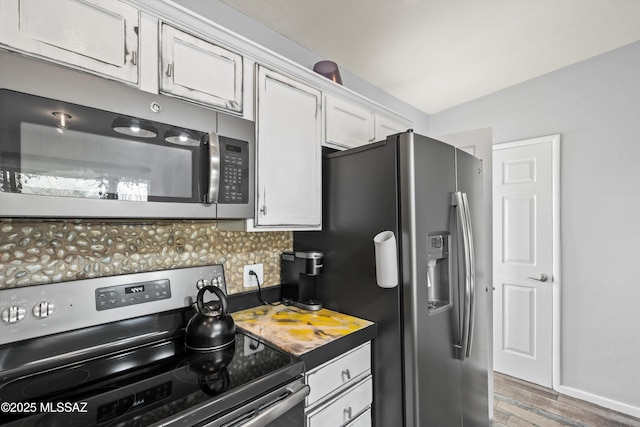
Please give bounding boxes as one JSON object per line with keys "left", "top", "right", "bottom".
{"left": 375, "top": 113, "right": 411, "bottom": 142}
{"left": 256, "top": 67, "right": 321, "bottom": 228}
{"left": 0, "top": 0, "right": 139, "bottom": 84}
{"left": 325, "top": 94, "right": 375, "bottom": 149}
{"left": 160, "top": 24, "right": 243, "bottom": 114}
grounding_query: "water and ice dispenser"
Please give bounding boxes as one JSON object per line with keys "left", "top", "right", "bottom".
{"left": 426, "top": 232, "right": 451, "bottom": 313}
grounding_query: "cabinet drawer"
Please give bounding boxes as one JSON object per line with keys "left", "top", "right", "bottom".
{"left": 346, "top": 407, "right": 371, "bottom": 427}
{"left": 305, "top": 342, "right": 371, "bottom": 408}
{"left": 306, "top": 376, "right": 372, "bottom": 427}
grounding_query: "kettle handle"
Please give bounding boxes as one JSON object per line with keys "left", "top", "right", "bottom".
{"left": 196, "top": 285, "right": 229, "bottom": 318}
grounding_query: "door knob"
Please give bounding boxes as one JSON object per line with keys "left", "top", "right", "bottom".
{"left": 527, "top": 274, "right": 548, "bottom": 282}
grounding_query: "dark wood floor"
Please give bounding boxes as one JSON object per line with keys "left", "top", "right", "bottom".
{"left": 491, "top": 373, "right": 640, "bottom": 427}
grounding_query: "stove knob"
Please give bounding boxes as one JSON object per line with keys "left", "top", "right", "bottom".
{"left": 211, "top": 276, "right": 222, "bottom": 287}
{"left": 196, "top": 279, "right": 207, "bottom": 290}
{"left": 1, "top": 306, "right": 27, "bottom": 324}
{"left": 33, "top": 301, "right": 55, "bottom": 318}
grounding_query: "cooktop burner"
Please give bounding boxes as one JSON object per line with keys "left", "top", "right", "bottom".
{"left": 1, "top": 331, "right": 299, "bottom": 426}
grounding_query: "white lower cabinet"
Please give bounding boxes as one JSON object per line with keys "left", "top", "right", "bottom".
{"left": 305, "top": 342, "right": 372, "bottom": 427}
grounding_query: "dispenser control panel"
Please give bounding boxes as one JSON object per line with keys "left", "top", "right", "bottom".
{"left": 427, "top": 234, "right": 449, "bottom": 261}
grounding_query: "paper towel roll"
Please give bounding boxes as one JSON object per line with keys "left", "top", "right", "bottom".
{"left": 374, "top": 230, "right": 398, "bottom": 288}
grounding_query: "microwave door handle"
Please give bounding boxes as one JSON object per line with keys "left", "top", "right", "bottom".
{"left": 207, "top": 131, "right": 220, "bottom": 204}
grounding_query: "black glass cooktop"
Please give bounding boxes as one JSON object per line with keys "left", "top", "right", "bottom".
{"left": 0, "top": 331, "right": 302, "bottom": 426}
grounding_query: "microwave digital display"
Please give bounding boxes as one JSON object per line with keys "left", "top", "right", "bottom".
{"left": 226, "top": 144, "right": 242, "bottom": 153}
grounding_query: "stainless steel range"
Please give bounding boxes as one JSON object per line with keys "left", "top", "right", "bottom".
{"left": 0, "top": 265, "right": 308, "bottom": 426}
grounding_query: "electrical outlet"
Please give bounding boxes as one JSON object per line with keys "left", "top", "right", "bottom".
{"left": 244, "top": 336, "right": 265, "bottom": 355}
{"left": 243, "top": 263, "right": 263, "bottom": 287}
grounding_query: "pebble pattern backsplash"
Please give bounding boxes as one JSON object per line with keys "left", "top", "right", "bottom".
{"left": 0, "top": 221, "right": 292, "bottom": 294}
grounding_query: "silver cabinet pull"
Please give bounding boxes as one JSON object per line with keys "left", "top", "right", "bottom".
{"left": 343, "top": 406, "right": 353, "bottom": 421}
{"left": 130, "top": 51, "right": 137, "bottom": 65}
{"left": 341, "top": 369, "right": 351, "bottom": 381}
{"left": 259, "top": 188, "right": 267, "bottom": 216}
{"left": 166, "top": 63, "right": 173, "bottom": 77}
{"left": 527, "top": 274, "right": 549, "bottom": 282}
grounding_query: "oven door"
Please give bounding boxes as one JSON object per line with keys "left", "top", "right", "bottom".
{"left": 203, "top": 379, "right": 309, "bottom": 427}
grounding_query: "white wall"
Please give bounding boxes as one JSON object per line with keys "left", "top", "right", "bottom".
{"left": 429, "top": 41, "right": 640, "bottom": 416}
{"left": 172, "top": 0, "right": 430, "bottom": 133}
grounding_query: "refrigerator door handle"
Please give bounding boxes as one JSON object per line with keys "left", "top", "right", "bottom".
{"left": 462, "top": 192, "right": 476, "bottom": 359}
{"left": 453, "top": 191, "right": 474, "bottom": 360}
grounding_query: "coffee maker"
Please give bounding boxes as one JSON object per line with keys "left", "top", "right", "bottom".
{"left": 280, "top": 251, "right": 324, "bottom": 311}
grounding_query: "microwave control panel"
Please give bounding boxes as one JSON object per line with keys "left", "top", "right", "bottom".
{"left": 219, "top": 138, "right": 250, "bottom": 204}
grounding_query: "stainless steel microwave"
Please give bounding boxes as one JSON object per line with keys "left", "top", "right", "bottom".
{"left": 0, "top": 89, "right": 255, "bottom": 219}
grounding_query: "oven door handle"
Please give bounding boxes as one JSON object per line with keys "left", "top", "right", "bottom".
{"left": 202, "top": 380, "right": 309, "bottom": 427}
{"left": 241, "top": 382, "right": 309, "bottom": 427}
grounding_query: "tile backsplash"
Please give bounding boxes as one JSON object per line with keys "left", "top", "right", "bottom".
{"left": 0, "top": 220, "right": 292, "bottom": 294}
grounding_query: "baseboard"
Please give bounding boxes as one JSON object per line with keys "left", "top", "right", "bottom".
{"left": 558, "top": 385, "right": 640, "bottom": 419}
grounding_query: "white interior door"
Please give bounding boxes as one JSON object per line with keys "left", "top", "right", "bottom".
{"left": 493, "top": 135, "right": 560, "bottom": 389}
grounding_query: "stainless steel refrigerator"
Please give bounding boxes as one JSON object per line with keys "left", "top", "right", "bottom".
{"left": 295, "top": 131, "right": 489, "bottom": 427}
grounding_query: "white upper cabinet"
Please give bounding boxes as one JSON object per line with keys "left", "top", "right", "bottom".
{"left": 255, "top": 67, "right": 322, "bottom": 229}
{"left": 325, "top": 94, "right": 375, "bottom": 149}
{"left": 375, "top": 113, "right": 411, "bottom": 142}
{"left": 325, "top": 93, "right": 412, "bottom": 149}
{"left": 0, "top": 0, "right": 139, "bottom": 84}
{"left": 160, "top": 24, "right": 243, "bottom": 114}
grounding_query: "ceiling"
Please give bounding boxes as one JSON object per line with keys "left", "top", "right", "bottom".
{"left": 221, "top": 0, "right": 640, "bottom": 114}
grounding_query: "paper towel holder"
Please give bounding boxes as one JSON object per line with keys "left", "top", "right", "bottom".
{"left": 373, "top": 230, "right": 398, "bottom": 288}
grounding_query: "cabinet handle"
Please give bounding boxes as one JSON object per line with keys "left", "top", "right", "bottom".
{"left": 343, "top": 406, "right": 353, "bottom": 422}
{"left": 259, "top": 189, "right": 267, "bottom": 216}
{"left": 341, "top": 369, "right": 351, "bottom": 381}
{"left": 130, "top": 51, "right": 137, "bottom": 66}
{"left": 166, "top": 63, "right": 173, "bottom": 77}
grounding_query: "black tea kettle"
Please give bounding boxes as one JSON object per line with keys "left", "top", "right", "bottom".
{"left": 185, "top": 285, "right": 236, "bottom": 352}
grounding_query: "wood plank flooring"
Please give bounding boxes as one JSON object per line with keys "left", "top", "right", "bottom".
{"left": 491, "top": 373, "right": 640, "bottom": 427}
